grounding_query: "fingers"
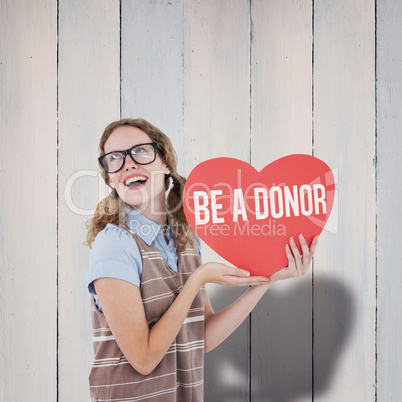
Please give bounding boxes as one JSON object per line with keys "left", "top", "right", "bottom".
{"left": 289, "top": 237, "right": 302, "bottom": 267}
{"left": 310, "top": 236, "right": 319, "bottom": 256}
{"left": 298, "top": 233, "right": 310, "bottom": 258}
{"left": 285, "top": 244, "right": 295, "bottom": 269}
{"left": 225, "top": 275, "right": 270, "bottom": 287}
{"left": 201, "top": 263, "right": 270, "bottom": 287}
{"left": 284, "top": 234, "right": 320, "bottom": 278}
{"left": 223, "top": 266, "right": 251, "bottom": 278}
{"left": 298, "top": 234, "right": 311, "bottom": 274}
{"left": 222, "top": 266, "right": 270, "bottom": 286}
{"left": 285, "top": 238, "right": 302, "bottom": 278}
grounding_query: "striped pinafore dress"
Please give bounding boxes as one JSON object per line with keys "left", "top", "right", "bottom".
{"left": 89, "top": 230, "right": 205, "bottom": 401}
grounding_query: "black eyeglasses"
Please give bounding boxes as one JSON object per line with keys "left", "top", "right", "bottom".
{"left": 99, "top": 143, "right": 159, "bottom": 173}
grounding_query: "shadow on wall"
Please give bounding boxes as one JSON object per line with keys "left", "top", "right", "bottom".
{"left": 205, "top": 275, "right": 356, "bottom": 402}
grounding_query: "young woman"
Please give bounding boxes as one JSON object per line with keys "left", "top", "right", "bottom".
{"left": 85, "top": 118, "right": 318, "bottom": 401}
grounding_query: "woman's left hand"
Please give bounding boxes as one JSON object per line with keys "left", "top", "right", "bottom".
{"left": 268, "top": 234, "right": 319, "bottom": 284}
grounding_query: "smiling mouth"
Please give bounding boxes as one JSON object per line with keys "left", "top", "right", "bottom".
{"left": 124, "top": 176, "right": 147, "bottom": 188}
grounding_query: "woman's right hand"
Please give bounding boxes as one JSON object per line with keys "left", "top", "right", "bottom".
{"left": 192, "top": 262, "right": 271, "bottom": 287}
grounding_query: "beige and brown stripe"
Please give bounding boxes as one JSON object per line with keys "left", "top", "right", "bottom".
{"left": 89, "top": 231, "right": 205, "bottom": 401}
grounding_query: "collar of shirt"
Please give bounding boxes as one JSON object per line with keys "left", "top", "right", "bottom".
{"left": 124, "top": 206, "right": 178, "bottom": 271}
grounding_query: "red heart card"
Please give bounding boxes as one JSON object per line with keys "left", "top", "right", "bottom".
{"left": 183, "top": 155, "right": 335, "bottom": 276}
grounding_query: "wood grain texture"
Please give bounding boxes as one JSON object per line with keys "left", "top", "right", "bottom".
{"left": 314, "top": 0, "right": 376, "bottom": 400}
{"left": 183, "top": 1, "right": 251, "bottom": 400}
{"left": 0, "top": 0, "right": 58, "bottom": 400}
{"left": 1, "top": 1, "right": 400, "bottom": 400}
{"left": 183, "top": 0, "right": 251, "bottom": 173}
{"left": 57, "top": 1, "right": 120, "bottom": 400}
{"left": 250, "top": 1, "right": 313, "bottom": 401}
{"left": 121, "top": 0, "right": 185, "bottom": 172}
{"left": 377, "top": 0, "right": 402, "bottom": 400}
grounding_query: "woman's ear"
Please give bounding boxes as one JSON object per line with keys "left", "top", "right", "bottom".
{"left": 164, "top": 165, "right": 171, "bottom": 175}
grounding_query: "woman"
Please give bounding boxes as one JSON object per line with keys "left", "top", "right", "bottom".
{"left": 85, "top": 118, "right": 318, "bottom": 401}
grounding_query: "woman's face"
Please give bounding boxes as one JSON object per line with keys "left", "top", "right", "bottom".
{"left": 104, "top": 125, "right": 170, "bottom": 218}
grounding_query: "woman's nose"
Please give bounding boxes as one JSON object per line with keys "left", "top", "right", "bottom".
{"left": 124, "top": 155, "right": 139, "bottom": 170}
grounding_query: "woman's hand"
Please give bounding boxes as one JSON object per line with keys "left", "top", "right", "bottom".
{"left": 193, "top": 262, "right": 270, "bottom": 288}
{"left": 269, "top": 234, "right": 319, "bottom": 284}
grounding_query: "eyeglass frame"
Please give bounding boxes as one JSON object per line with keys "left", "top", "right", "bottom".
{"left": 98, "top": 142, "right": 161, "bottom": 174}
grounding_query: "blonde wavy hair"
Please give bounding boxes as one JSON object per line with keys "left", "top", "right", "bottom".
{"left": 85, "top": 118, "right": 193, "bottom": 252}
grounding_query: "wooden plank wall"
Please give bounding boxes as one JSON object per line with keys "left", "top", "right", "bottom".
{"left": 250, "top": 1, "right": 313, "bottom": 400}
{"left": 0, "top": 1, "right": 58, "bottom": 401}
{"left": 1, "top": 1, "right": 401, "bottom": 401}
{"left": 58, "top": 1, "right": 120, "bottom": 401}
{"left": 314, "top": 2, "right": 376, "bottom": 401}
{"left": 377, "top": 0, "right": 402, "bottom": 401}
{"left": 183, "top": 2, "right": 252, "bottom": 400}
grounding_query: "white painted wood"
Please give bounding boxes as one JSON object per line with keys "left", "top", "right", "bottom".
{"left": 1, "top": 1, "right": 400, "bottom": 400}
{"left": 121, "top": 0, "right": 185, "bottom": 172}
{"left": 250, "top": 1, "right": 313, "bottom": 400}
{"left": 0, "top": 0, "right": 58, "bottom": 401}
{"left": 183, "top": 1, "right": 251, "bottom": 400}
{"left": 314, "top": 0, "right": 376, "bottom": 400}
{"left": 377, "top": 1, "right": 402, "bottom": 400}
{"left": 183, "top": 0, "right": 251, "bottom": 174}
{"left": 57, "top": 1, "right": 120, "bottom": 401}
